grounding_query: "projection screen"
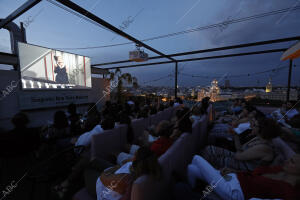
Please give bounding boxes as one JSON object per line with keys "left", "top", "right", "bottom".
{"left": 18, "top": 42, "right": 92, "bottom": 90}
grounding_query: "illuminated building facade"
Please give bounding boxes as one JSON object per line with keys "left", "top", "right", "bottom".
{"left": 266, "top": 78, "right": 272, "bottom": 93}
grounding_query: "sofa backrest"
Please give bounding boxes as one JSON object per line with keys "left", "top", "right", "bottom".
{"left": 132, "top": 118, "right": 147, "bottom": 143}
{"left": 91, "top": 107, "right": 176, "bottom": 160}
{"left": 90, "top": 126, "right": 122, "bottom": 160}
{"left": 131, "top": 115, "right": 210, "bottom": 200}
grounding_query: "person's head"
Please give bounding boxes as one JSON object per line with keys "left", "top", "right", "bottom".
{"left": 201, "top": 97, "right": 210, "bottom": 111}
{"left": 192, "top": 106, "right": 201, "bottom": 116}
{"left": 281, "top": 103, "right": 287, "bottom": 111}
{"left": 11, "top": 112, "right": 29, "bottom": 129}
{"left": 101, "top": 117, "right": 115, "bottom": 130}
{"left": 146, "top": 98, "right": 151, "bottom": 106}
{"left": 150, "top": 106, "right": 157, "bottom": 115}
{"left": 240, "top": 99, "right": 248, "bottom": 108}
{"left": 241, "top": 105, "right": 255, "bottom": 117}
{"left": 155, "top": 120, "right": 172, "bottom": 138}
{"left": 133, "top": 102, "right": 140, "bottom": 113}
{"left": 256, "top": 118, "right": 281, "bottom": 140}
{"left": 132, "top": 147, "right": 161, "bottom": 180}
{"left": 233, "top": 98, "right": 239, "bottom": 105}
{"left": 202, "top": 97, "right": 210, "bottom": 104}
{"left": 67, "top": 103, "right": 77, "bottom": 115}
{"left": 124, "top": 103, "right": 132, "bottom": 114}
{"left": 119, "top": 111, "right": 131, "bottom": 125}
{"left": 176, "top": 107, "right": 192, "bottom": 133}
{"left": 283, "top": 154, "right": 300, "bottom": 175}
{"left": 105, "top": 100, "right": 111, "bottom": 108}
{"left": 176, "top": 98, "right": 183, "bottom": 104}
{"left": 138, "top": 107, "right": 149, "bottom": 118}
{"left": 169, "top": 100, "right": 174, "bottom": 107}
{"left": 248, "top": 110, "right": 257, "bottom": 119}
{"left": 88, "top": 103, "right": 98, "bottom": 114}
{"left": 54, "top": 110, "right": 68, "bottom": 129}
{"left": 158, "top": 104, "right": 165, "bottom": 112}
{"left": 56, "top": 56, "right": 64, "bottom": 67}
{"left": 243, "top": 105, "right": 256, "bottom": 116}
{"left": 253, "top": 109, "right": 265, "bottom": 120}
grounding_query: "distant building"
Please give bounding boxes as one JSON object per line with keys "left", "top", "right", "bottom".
{"left": 191, "top": 89, "right": 195, "bottom": 97}
{"left": 225, "top": 79, "right": 230, "bottom": 88}
{"left": 266, "top": 78, "right": 272, "bottom": 93}
{"left": 210, "top": 79, "right": 220, "bottom": 102}
{"left": 260, "top": 88, "right": 298, "bottom": 101}
{"left": 197, "top": 89, "right": 206, "bottom": 101}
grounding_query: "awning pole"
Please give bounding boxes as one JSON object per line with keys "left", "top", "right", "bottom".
{"left": 286, "top": 59, "right": 293, "bottom": 102}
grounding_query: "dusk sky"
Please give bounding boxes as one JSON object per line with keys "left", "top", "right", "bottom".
{"left": 1, "top": 0, "right": 300, "bottom": 87}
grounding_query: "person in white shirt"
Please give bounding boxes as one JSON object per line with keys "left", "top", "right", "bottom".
{"left": 75, "top": 124, "right": 103, "bottom": 147}
{"left": 270, "top": 103, "right": 286, "bottom": 121}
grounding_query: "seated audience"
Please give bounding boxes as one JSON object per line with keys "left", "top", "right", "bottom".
{"left": 137, "top": 106, "right": 149, "bottom": 119}
{"left": 171, "top": 107, "right": 193, "bottom": 140}
{"left": 96, "top": 147, "right": 161, "bottom": 200}
{"left": 54, "top": 117, "right": 115, "bottom": 198}
{"left": 44, "top": 110, "right": 71, "bottom": 140}
{"left": 119, "top": 111, "right": 134, "bottom": 145}
{"left": 84, "top": 103, "right": 101, "bottom": 132}
{"left": 0, "top": 112, "right": 40, "bottom": 157}
{"left": 201, "top": 118, "right": 281, "bottom": 171}
{"left": 76, "top": 116, "right": 115, "bottom": 147}
{"left": 208, "top": 106, "right": 263, "bottom": 147}
{"left": 149, "top": 105, "right": 158, "bottom": 115}
{"left": 187, "top": 154, "right": 300, "bottom": 200}
{"left": 150, "top": 120, "right": 173, "bottom": 157}
{"left": 67, "top": 103, "right": 81, "bottom": 135}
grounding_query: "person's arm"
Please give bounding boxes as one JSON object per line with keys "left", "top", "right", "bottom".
{"left": 100, "top": 172, "right": 132, "bottom": 195}
{"left": 236, "top": 117, "right": 249, "bottom": 124}
{"left": 234, "top": 134, "right": 243, "bottom": 152}
{"left": 121, "top": 158, "right": 134, "bottom": 165}
{"left": 54, "top": 65, "right": 58, "bottom": 73}
{"left": 138, "top": 130, "right": 150, "bottom": 146}
{"left": 190, "top": 117, "right": 195, "bottom": 124}
{"left": 234, "top": 145, "right": 271, "bottom": 161}
{"left": 231, "top": 120, "right": 238, "bottom": 128}
{"left": 170, "top": 128, "right": 181, "bottom": 140}
{"left": 220, "top": 167, "right": 239, "bottom": 176}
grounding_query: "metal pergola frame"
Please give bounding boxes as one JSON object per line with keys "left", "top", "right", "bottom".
{"left": 0, "top": 0, "right": 298, "bottom": 100}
